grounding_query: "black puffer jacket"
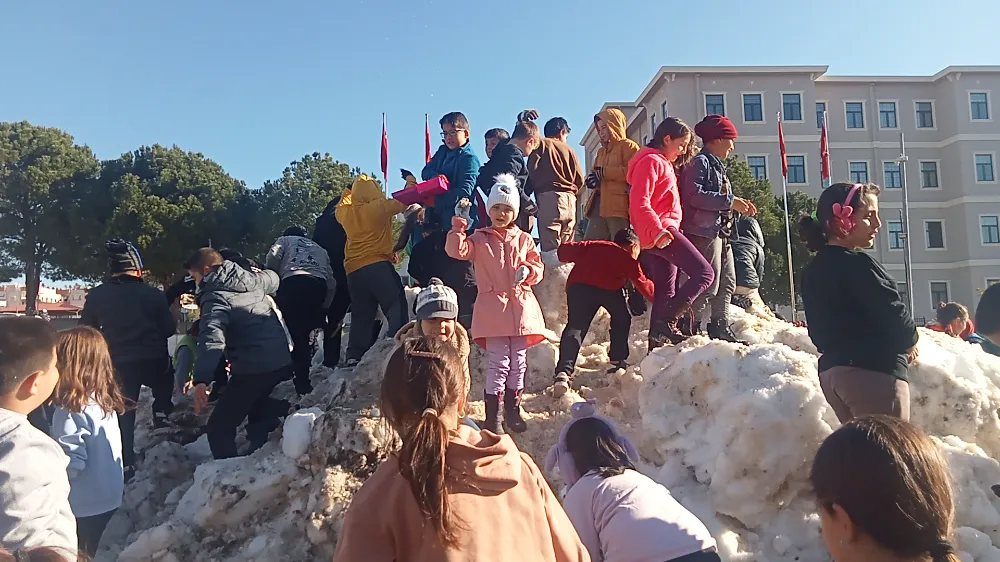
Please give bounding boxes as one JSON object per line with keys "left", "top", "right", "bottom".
{"left": 731, "top": 216, "right": 765, "bottom": 289}
{"left": 313, "top": 197, "right": 348, "bottom": 281}
{"left": 80, "top": 276, "right": 176, "bottom": 364}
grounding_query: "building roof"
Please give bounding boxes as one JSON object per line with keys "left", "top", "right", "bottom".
{"left": 0, "top": 301, "right": 82, "bottom": 314}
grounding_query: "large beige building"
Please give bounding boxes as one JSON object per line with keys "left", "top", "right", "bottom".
{"left": 581, "top": 65, "right": 1000, "bottom": 322}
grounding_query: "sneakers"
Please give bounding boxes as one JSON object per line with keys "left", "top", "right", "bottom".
{"left": 606, "top": 361, "right": 628, "bottom": 374}
{"left": 551, "top": 372, "right": 571, "bottom": 398}
{"left": 503, "top": 389, "right": 527, "bottom": 434}
{"left": 483, "top": 392, "right": 503, "bottom": 435}
{"left": 707, "top": 318, "right": 749, "bottom": 345}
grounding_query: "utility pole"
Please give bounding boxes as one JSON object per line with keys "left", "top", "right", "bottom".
{"left": 896, "top": 133, "right": 916, "bottom": 314}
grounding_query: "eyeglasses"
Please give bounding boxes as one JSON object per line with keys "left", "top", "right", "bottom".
{"left": 441, "top": 128, "right": 467, "bottom": 139}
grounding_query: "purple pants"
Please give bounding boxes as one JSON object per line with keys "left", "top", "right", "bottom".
{"left": 485, "top": 336, "right": 529, "bottom": 395}
{"left": 639, "top": 227, "right": 715, "bottom": 333}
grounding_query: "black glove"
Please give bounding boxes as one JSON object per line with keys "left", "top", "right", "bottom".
{"left": 518, "top": 109, "right": 539, "bottom": 122}
{"left": 593, "top": 167, "right": 605, "bottom": 183}
{"left": 626, "top": 284, "right": 647, "bottom": 317}
{"left": 585, "top": 172, "right": 600, "bottom": 190}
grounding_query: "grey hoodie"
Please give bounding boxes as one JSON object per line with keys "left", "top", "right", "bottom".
{"left": 266, "top": 236, "right": 336, "bottom": 308}
{"left": 193, "top": 261, "right": 292, "bottom": 384}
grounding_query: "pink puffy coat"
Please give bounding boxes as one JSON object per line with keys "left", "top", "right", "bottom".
{"left": 446, "top": 217, "right": 547, "bottom": 347}
{"left": 627, "top": 146, "right": 683, "bottom": 249}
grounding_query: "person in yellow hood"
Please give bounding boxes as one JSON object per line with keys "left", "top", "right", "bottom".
{"left": 335, "top": 174, "right": 421, "bottom": 366}
{"left": 584, "top": 108, "right": 640, "bottom": 241}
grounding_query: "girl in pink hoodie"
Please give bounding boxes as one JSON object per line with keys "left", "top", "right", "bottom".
{"left": 333, "top": 337, "right": 590, "bottom": 562}
{"left": 627, "top": 117, "right": 715, "bottom": 350}
{"left": 446, "top": 174, "right": 546, "bottom": 434}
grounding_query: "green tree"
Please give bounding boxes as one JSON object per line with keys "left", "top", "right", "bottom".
{"left": 0, "top": 122, "right": 99, "bottom": 313}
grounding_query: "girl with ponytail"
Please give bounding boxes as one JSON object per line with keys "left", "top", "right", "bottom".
{"left": 333, "top": 336, "right": 589, "bottom": 562}
{"left": 798, "top": 182, "right": 918, "bottom": 422}
{"left": 811, "top": 416, "right": 959, "bottom": 562}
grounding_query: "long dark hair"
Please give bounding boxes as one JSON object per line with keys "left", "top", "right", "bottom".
{"left": 565, "top": 417, "right": 636, "bottom": 479}
{"left": 647, "top": 117, "right": 698, "bottom": 167}
{"left": 811, "top": 416, "right": 958, "bottom": 562}
{"left": 798, "top": 182, "right": 881, "bottom": 252}
{"left": 380, "top": 337, "right": 467, "bottom": 546}
{"left": 936, "top": 302, "right": 969, "bottom": 327}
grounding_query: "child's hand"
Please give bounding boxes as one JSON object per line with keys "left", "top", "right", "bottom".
{"left": 654, "top": 229, "right": 674, "bottom": 248}
{"left": 514, "top": 265, "right": 530, "bottom": 285}
{"left": 193, "top": 383, "right": 209, "bottom": 414}
{"left": 455, "top": 198, "right": 472, "bottom": 221}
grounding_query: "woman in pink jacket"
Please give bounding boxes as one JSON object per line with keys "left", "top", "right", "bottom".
{"left": 447, "top": 173, "right": 546, "bottom": 435}
{"left": 627, "top": 117, "right": 715, "bottom": 350}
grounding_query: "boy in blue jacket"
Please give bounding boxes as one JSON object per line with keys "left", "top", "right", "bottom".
{"left": 422, "top": 111, "right": 481, "bottom": 230}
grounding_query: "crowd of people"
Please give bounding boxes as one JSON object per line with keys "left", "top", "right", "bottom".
{"left": 0, "top": 105, "right": 997, "bottom": 562}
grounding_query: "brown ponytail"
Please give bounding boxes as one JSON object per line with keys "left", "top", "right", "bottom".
{"left": 380, "top": 337, "right": 467, "bottom": 547}
{"left": 647, "top": 117, "right": 698, "bottom": 167}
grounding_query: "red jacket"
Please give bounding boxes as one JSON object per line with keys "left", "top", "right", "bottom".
{"left": 626, "top": 146, "right": 683, "bottom": 249}
{"left": 557, "top": 240, "right": 654, "bottom": 301}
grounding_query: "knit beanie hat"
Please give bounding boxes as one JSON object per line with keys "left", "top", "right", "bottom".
{"left": 487, "top": 173, "right": 520, "bottom": 220}
{"left": 105, "top": 239, "right": 143, "bottom": 274}
{"left": 694, "top": 114, "right": 739, "bottom": 142}
{"left": 414, "top": 278, "right": 459, "bottom": 320}
{"left": 544, "top": 400, "right": 640, "bottom": 487}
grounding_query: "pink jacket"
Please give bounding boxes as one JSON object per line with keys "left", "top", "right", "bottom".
{"left": 627, "top": 146, "right": 683, "bottom": 249}
{"left": 446, "top": 217, "right": 547, "bottom": 347}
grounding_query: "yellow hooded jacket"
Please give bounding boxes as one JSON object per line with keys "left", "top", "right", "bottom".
{"left": 589, "top": 107, "right": 640, "bottom": 219}
{"left": 335, "top": 174, "right": 406, "bottom": 274}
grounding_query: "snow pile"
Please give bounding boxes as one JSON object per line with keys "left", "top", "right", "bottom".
{"left": 98, "top": 259, "right": 1000, "bottom": 562}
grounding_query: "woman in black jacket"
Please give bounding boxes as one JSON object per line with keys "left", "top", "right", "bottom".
{"left": 799, "top": 182, "right": 918, "bottom": 423}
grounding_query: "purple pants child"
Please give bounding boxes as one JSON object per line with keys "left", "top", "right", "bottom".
{"left": 485, "top": 336, "right": 529, "bottom": 395}
{"left": 639, "top": 227, "right": 715, "bottom": 335}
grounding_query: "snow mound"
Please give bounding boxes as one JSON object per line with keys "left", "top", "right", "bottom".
{"left": 99, "top": 262, "right": 1000, "bottom": 562}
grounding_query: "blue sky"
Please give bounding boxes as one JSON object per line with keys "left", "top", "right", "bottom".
{"left": 2, "top": 0, "right": 999, "bottom": 193}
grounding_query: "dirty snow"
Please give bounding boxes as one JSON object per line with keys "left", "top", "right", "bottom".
{"left": 95, "top": 260, "right": 1000, "bottom": 562}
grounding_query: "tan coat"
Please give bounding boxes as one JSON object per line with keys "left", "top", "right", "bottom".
{"left": 587, "top": 108, "right": 640, "bottom": 219}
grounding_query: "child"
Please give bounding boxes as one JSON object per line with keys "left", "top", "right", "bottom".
{"left": 477, "top": 116, "right": 542, "bottom": 232}
{"left": 422, "top": 112, "right": 482, "bottom": 229}
{"left": 335, "top": 174, "right": 421, "bottom": 367}
{"left": 0, "top": 318, "right": 76, "bottom": 554}
{"left": 730, "top": 214, "right": 774, "bottom": 318}
{"left": 333, "top": 337, "right": 589, "bottom": 562}
{"left": 547, "top": 401, "right": 718, "bottom": 562}
{"left": 446, "top": 174, "right": 546, "bottom": 434}
{"left": 811, "top": 416, "right": 959, "bottom": 562}
{"left": 406, "top": 213, "right": 477, "bottom": 328}
{"left": 970, "top": 283, "right": 1000, "bottom": 356}
{"left": 799, "top": 182, "right": 918, "bottom": 422}
{"left": 627, "top": 117, "right": 715, "bottom": 350}
{"left": 552, "top": 229, "right": 654, "bottom": 397}
{"left": 484, "top": 128, "right": 509, "bottom": 158}
{"left": 172, "top": 322, "right": 229, "bottom": 401}
{"left": 928, "top": 302, "right": 974, "bottom": 339}
{"left": 48, "top": 326, "right": 126, "bottom": 557}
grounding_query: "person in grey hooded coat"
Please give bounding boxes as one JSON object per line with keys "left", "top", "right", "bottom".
{"left": 185, "top": 248, "right": 292, "bottom": 460}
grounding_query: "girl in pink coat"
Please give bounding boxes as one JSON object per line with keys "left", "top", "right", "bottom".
{"left": 447, "top": 173, "right": 545, "bottom": 435}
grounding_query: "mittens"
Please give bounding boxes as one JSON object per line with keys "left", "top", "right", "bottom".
{"left": 454, "top": 198, "right": 472, "bottom": 221}
{"left": 514, "top": 265, "right": 529, "bottom": 285}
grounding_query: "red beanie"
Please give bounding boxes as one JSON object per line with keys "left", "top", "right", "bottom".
{"left": 694, "top": 115, "right": 738, "bottom": 142}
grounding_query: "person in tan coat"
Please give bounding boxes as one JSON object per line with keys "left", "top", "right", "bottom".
{"left": 333, "top": 337, "right": 590, "bottom": 562}
{"left": 584, "top": 108, "right": 640, "bottom": 241}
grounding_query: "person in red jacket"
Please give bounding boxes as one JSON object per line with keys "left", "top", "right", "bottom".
{"left": 552, "top": 228, "right": 655, "bottom": 397}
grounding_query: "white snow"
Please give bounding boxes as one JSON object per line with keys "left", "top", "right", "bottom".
{"left": 94, "top": 259, "right": 1000, "bottom": 562}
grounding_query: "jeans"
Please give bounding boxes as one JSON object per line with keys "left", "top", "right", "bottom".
{"left": 639, "top": 228, "right": 715, "bottom": 334}
{"left": 556, "top": 284, "right": 630, "bottom": 374}
{"left": 485, "top": 336, "right": 529, "bottom": 395}
{"left": 687, "top": 235, "right": 736, "bottom": 323}
{"left": 206, "top": 365, "right": 292, "bottom": 459}
{"left": 345, "top": 261, "right": 408, "bottom": 361}
{"left": 116, "top": 356, "right": 173, "bottom": 468}
{"left": 274, "top": 274, "right": 327, "bottom": 387}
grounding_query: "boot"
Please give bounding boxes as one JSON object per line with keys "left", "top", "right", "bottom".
{"left": 606, "top": 361, "right": 628, "bottom": 374}
{"left": 678, "top": 313, "right": 694, "bottom": 337}
{"left": 552, "top": 372, "right": 571, "bottom": 398}
{"left": 707, "top": 317, "right": 749, "bottom": 345}
{"left": 483, "top": 392, "right": 504, "bottom": 435}
{"left": 503, "top": 389, "right": 528, "bottom": 434}
{"left": 649, "top": 319, "right": 689, "bottom": 352}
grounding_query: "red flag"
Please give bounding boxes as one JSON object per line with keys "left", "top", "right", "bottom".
{"left": 380, "top": 113, "right": 388, "bottom": 184}
{"left": 425, "top": 114, "right": 433, "bottom": 164}
{"left": 778, "top": 116, "right": 788, "bottom": 178}
{"left": 820, "top": 117, "right": 831, "bottom": 183}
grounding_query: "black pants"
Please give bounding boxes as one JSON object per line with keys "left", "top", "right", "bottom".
{"left": 324, "top": 270, "right": 352, "bottom": 368}
{"left": 345, "top": 261, "right": 407, "bottom": 361}
{"left": 206, "top": 365, "right": 291, "bottom": 459}
{"left": 274, "top": 275, "right": 328, "bottom": 387}
{"left": 77, "top": 509, "right": 116, "bottom": 557}
{"left": 556, "top": 283, "right": 630, "bottom": 375}
{"left": 116, "top": 357, "right": 173, "bottom": 468}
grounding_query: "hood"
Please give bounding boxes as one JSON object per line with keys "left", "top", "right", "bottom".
{"left": 394, "top": 321, "right": 471, "bottom": 361}
{"left": 597, "top": 108, "right": 628, "bottom": 143}
{"left": 626, "top": 146, "right": 667, "bottom": 185}
{"left": 447, "top": 425, "right": 522, "bottom": 492}
{"left": 735, "top": 216, "right": 764, "bottom": 247}
{"left": 341, "top": 174, "right": 384, "bottom": 206}
{"left": 200, "top": 261, "right": 265, "bottom": 294}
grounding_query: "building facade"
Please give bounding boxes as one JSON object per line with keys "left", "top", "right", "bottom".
{"left": 581, "top": 65, "right": 1000, "bottom": 322}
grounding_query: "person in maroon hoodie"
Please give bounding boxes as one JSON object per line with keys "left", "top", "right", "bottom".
{"left": 552, "top": 228, "right": 655, "bottom": 397}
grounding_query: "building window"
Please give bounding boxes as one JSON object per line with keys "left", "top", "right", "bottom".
{"left": 846, "top": 102, "right": 865, "bottom": 129}
{"left": 747, "top": 156, "right": 767, "bottom": 180}
{"left": 642, "top": 135, "right": 648, "bottom": 145}
{"left": 971, "top": 92, "right": 991, "bottom": 120}
{"left": 915, "top": 102, "right": 934, "bottom": 128}
{"left": 879, "top": 102, "right": 898, "bottom": 128}
{"left": 782, "top": 93, "right": 802, "bottom": 121}
{"left": 976, "top": 154, "right": 995, "bottom": 182}
{"left": 816, "top": 101, "right": 826, "bottom": 128}
{"left": 661, "top": 101, "right": 668, "bottom": 120}
{"left": 925, "top": 220, "right": 945, "bottom": 249}
{"left": 897, "top": 282, "right": 909, "bottom": 309}
{"left": 887, "top": 220, "right": 905, "bottom": 250}
{"left": 705, "top": 94, "right": 725, "bottom": 116}
{"left": 787, "top": 156, "right": 806, "bottom": 184}
{"left": 930, "top": 282, "right": 950, "bottom": 308}
{"left": 982, "top": 216, "right": 1000, "bottom": 244}
{"left": 920, "top": 161, "right": 939, "bottom": 188}
{"left": 849, "top": 161, "right": 869, "bottom": 183}
{"left": 650, "top": 114, "right": 656, "bottom": 134}
{"left": 743, "top": 94, "right": 763, "bottom": 122}
{"left": 883, "top": 161, "right": 902, "bottom": 189}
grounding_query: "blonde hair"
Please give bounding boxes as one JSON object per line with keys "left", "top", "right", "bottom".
{"left": 52, "top": 327, "right": 128, "bottom": 415}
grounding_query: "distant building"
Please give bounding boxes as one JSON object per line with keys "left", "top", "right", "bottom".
{"left": 0, "top": 283, "right": 88, "bottom": 317}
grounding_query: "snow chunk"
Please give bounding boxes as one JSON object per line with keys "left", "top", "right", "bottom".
{"left": 283, "top": 407, "right": 323, "bottom": 459}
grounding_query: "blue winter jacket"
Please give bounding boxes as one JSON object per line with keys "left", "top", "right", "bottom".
{"left": 422, "top": 141, "right": 481, "bottom": 228}
{"left": 679, "top": 151, "right": 735, "bottom": 239}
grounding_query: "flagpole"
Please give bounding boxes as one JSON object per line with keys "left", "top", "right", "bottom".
{"left": 896, "top": 132, "right": 916, "bottom": 314}
{"left": 382, "top": 112, "right": 388, "bottom": 195}
{"left": 778, "top": 111, "right": 798, "bottom": 321}
{"left": 821, "top": 110, "right": 830, "bottom": 188}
